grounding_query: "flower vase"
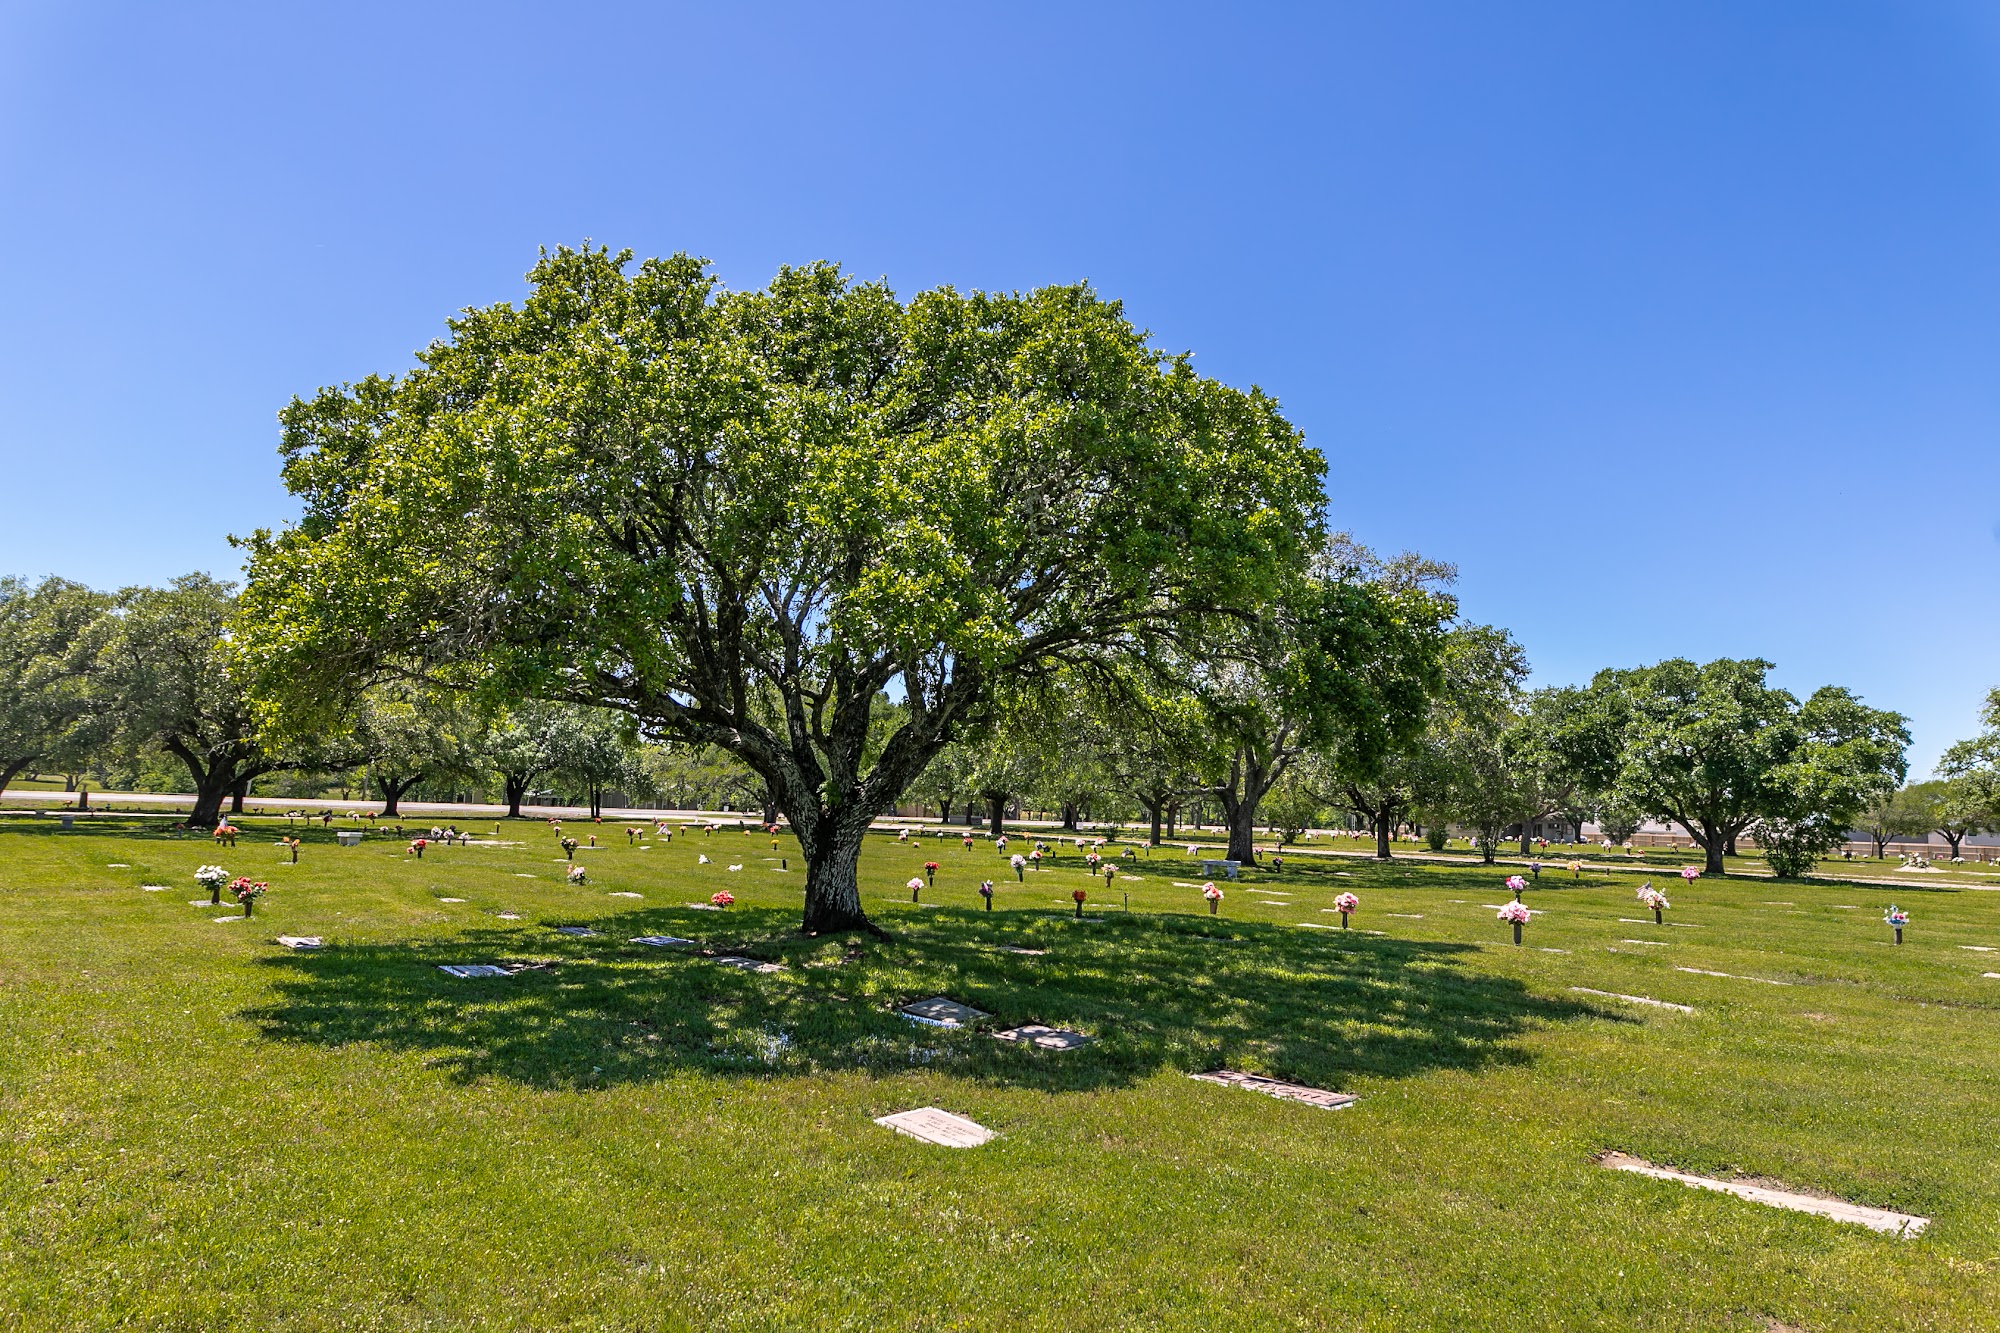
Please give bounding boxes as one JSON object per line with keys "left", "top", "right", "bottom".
{"left": 1208, "top": 900, "right": 1218, "bottom": 916}
{"left": 1654, "top": 907, "right": 1663, "bottom": 924}
{"left": 242, "top": 898, "right": 253, "bottom": 917}
{"left": 911, "top": 886, "right": 920, "bottom": 902}
{"left": 210, "top": 886, "right": 221, "bottom": 905}
{"left": 983, "top": 897, "right": 992, "bottom": 912}
{"left": 1341, "top": 912, "right": 1350, "bottom": 929}
{"left": 1895, "top": 927, "right": 1903, "bottom": 945}
{"left": 1074, "top": 899, "right": 1083, "bottom": 918}
{"left": 1512, "top": 921, "right": 1523, "bottom": 945}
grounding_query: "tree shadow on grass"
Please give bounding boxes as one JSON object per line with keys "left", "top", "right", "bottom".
{"left": 242, "top": 906, "right": 1621, "bottom": 1093}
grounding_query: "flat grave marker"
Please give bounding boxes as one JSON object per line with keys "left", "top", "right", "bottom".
{"left": 1600, "top": 1152, "right": 1927, "bottom": 1237}
{"left": 1621, "top": 939, "right": 1671, "bottom": 947}
{"left": 901, "top": 996, "right": 988, "bottom": 1027}
{"left": 1385, "top": 913, "right": 1424, "bottom": 919}
{"left": 1675, "top": 967, "right": 1792, "bottom": 986}
{"left": 683, "top": 901, "right": 718, "bottom": 909}
{"left": 998, "top": 946, "right": 1048, "bottom": 956}
{"left": 276, "top": 936, "right": 323, "bottom": 950}
{"left": 608, "top": 891, "right": 644, "bottom": 899}
{"left": 993, "top": 1024, "right": 1091, "bottom": 1050}
{"left": 141, "top": 885, "right": 167, "bottom": 892}
{"left": 107, "top": 863, "right": 129, "bottom": 868}
{"left": 1189, "top": 1069, "right": 1356, "bottom": 1110}
{"left": 1570, "top": 987, "right": 1694, "bottom": 1013}
{"left": 874, "top": 1107, "right": 995, "bottom": 1147}
{"left": 437, "top": 897, "right": 466, "bottom": 903}
{"left": 1959, "top": 945, "right": 1996, "bottom": 953}
{"left": 212, "top": 916, "right": 244, "bottom": 924}
{"left": 631, "top": 935, "right": 695, "bottom": 948}
{"left": 713, "top": 956, "right": 784, "bottom": 974}
{"left": 552, "top": 926, "right": 598, "bottom": 937}
{"left": 438, "top": 964, "right": 511, "bottom": 979}
{"left": 496, "top": 912, "right": 522, "bottom": 920}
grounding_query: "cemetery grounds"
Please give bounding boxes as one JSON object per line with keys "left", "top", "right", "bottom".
{"left": 1, "top": 814, "right": 1996, "bottom": 1331}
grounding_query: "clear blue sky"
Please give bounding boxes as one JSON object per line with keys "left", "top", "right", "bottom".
{"left": 3, "top": 2, "right": 1996, "bottom": 772}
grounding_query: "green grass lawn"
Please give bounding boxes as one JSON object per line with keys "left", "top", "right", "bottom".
{"left": 3, "top": 816, "right": 1996, "bottom": 1331}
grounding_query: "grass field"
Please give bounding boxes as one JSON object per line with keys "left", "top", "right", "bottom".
{"left": 3, "top": 815, "right": 1997, "bottom": 1331}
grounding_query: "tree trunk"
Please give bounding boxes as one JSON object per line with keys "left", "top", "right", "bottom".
{"left": 1701, "top": 829, "right": 1726, "bottom": 875}
{"left": 504, "top": 774, "right": 528, "bottom": 818}
{"left": 1943, "top": 830, "right": 1964, "bottom": 857}
{"left": 379, "top": 775, "right": 420, "bottom": 818}
{"left": 1375, "top": 815, "right": 1392, "bottom": 860}
{"left": 798, "top": 811, "right": 873, "bottom": 934}
{"left": 985, "top": 794, "right": 1007, "bottom": 838}
{"left": 1724, "top": 834, "right": 1738, "bottom": 858}
{"left": 0, "top": 757, "right": 31, "bottom": 798}
{"left": 230, "top": 778, "right": 249, "bottom": 814}
{"left": 1520, "top": 825, "right": 1533, "bottom": 855}
{"left": 1481, "top": 837, "right": 1497, "bottom": 865}
{"left": 1164, "top": 803, "right": 1178, "bottom": 839}
{"left": 188, "top": 776, "right": 233, "bottom": 830}
{"left": 1144, "top": 799, "right": 1163, "bottom": 847}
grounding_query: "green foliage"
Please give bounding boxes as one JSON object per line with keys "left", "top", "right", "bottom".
{"left": 0, "top": 575, "right": 111, "bottom": 789}
{"left": 238, "top": 246, "right": 1327, "bottom": 929}
{"left": 1598, "top": 658, "right": 1908, "bottom": 873}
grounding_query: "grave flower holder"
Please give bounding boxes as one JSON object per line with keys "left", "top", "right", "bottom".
{"left": 1885, "top": 906, "right": 1907, "bottom": 944}
{"left": 711, "top": 891, "right": 734, "bottom": 908}
{"left": 1203, "top": 882, "right": 1221, "bottom": 915}
{"left": 1073, "top": 888, "right": 1087, "bottom": 918}
{"left": 195, "top": 865, "right": 228, "bottom": 905}
{"left": 908, "top": 876, "right": 925, "bottom": 903}
{"left": 924, "top": 862, "right": 939, "bottom": 887}
{"left": 1505, "top": 874, "right": 1527, "bottom": 902}
{"left": 979, "top": 881, "right": 994, "bottom": 911}
{"left": 1497, "top": 901, "right": 1531, "bottom": 945}
{"left": 1335, "top": 892, "right": 1359, "bottom": 928}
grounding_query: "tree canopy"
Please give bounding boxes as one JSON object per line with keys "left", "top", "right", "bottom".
{"left": 238, "top": 247, "right": 1328, "bottom": 932}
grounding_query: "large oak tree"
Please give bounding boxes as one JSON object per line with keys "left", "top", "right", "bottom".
{"left": 238, "top": 248, "right": 1325, "bottom": 933}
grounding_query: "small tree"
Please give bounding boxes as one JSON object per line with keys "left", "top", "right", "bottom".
{"left": 0, "top": 577, "right": 111, "bottom": 796}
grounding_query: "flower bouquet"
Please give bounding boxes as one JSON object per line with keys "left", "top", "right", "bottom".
{"left": 908, "top": 875, "right": 925, "bottom": 902}
{"left": 923, "top": 861, "right": 939, "bottom": 887}
{"left": 1885, "top": 905, "right": 1908, "bottom": 944}
{"left": 229, "top": 876, "right": 267, "bottom": 917}
{"left": 1680, "top": 866, "right": 1700, "bottom": 885}
{"left": 1505, "top": 874, "right": 1527, "bottom": 901}
{"left": 1072, "top": 887, "right": 1087, "bottom": 918}
{"left": 195, "top": 864, "right": 229, "bottom": 905}
{"left": 212, "top": 823, "right": 239, "bottom": 847}
{"left": 1567, "top": 859, "right": 1582, "bottom": 881}
{"left": 281, "top": 837, "right": 300, "bottom": 863}
{"left": 1528, "top": 860, "right": 1541, "bottom": 881}
{"left": 1202, "top": 881, "right": 1222, "bottom": 915}
{"left": 711, "top": 890, "right": 734, "bottom": 908}
{"left": 560, "top": 837, "right": 578, "bottom": 861}
{"left": 1636, "top": 883, "right": 1670, "bottom": 924}
{"left": 1497, "top": 899, "right": 1531, "bottom": 944}
{"left": 979, "top": 880, "right": 994, "bottom": 911}
{"left": 407, "top": 838, "right": 428, "bottom": 859}
{"left": 1334, "top": 891, "right": 1359, "bottom": 928}
{"left": 1010, "top": 853, "right": 1026, "bottom": 882}
{"left": 567, "top": 864, "right": 587, "bottom": 885}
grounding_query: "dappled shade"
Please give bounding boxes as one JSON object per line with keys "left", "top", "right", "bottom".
{"left": 243, "top": 907, "right": 1609, "bottom": 1092}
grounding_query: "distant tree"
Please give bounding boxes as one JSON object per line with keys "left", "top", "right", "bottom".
{"left": 1501, "top": 686, "right": 1623, "bottom": 854}
{"left": 907, "top": 741, "right": 974, "bottom": 824}
{"left": 1595, "top": 799, "right": 1646, "bottom": 846}
{"left": 0, "top": 576, "right": 110, "bottom": 795}
{"left": 1197, "top": 537, "right": 1454, "bottom": 864}
{"left": 352, "top": 686, "right": 481, "bottom": 816}
{"left": 543, "top": 706, "right": 638, "bottom": 817}
{"left": 1899, "top": 778, "right": 1988, "bottom": 860}
{"left": 1855, "top": 784, "right": 1936, "bottom": 859}
{"left": 1597, "top": 658, "right": 1908, "bottom": 875}
{"left": 85, "top": 575, "right": 347, "bottom": 828}
{"left": 482, "top": 703, "right": 563, "bottom": 818}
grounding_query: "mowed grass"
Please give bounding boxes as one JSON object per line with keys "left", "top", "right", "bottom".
{"left": 2, "top": 817, "right": 1997, "bottom": 1331}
